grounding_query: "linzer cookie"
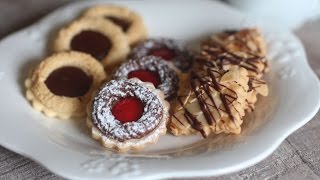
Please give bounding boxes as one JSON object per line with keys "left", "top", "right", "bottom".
{"left": 87, "top": 78, "right": 170, "bottom": 152}
{"left": 130, "top": 38, "right": 193, "bottom": 72}
{"left": 82, "top": 5, "right": 147, "bottom": 45}
{"left": 53, "top": 18, "right": 130, "bottom": 69}
{"left": 170, "top": 67, "right": 249, "bottom": 137}
{"left": 25, "top": 51, "right": 106, "bottom": 119}
{"left": 196, "top": 28, "right": 268, "bottom": 110}
{"left": 113, "top": 56, "right": 179, "bottom": 100}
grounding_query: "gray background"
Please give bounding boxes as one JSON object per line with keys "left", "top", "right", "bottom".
{"left": 1, "top": 0, "right": 320, "bottom": 179}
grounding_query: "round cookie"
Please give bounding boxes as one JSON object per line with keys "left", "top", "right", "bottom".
{"left": 113, "top": 56, "right": 179, "bottom": 100}
{"left": 82, "top": 5, "right": 148, "bottom": 45}
{"left": 130, "top": 38, "right": 194, "bottom": 72}
{"left": 53, "top": 17, "right": 130, "bottom": 69}
{"left": 87, "top": 78, "right": 170, "bottom": 152}
{"left": 25, "top": 51, "right": 106, "bottom": 119}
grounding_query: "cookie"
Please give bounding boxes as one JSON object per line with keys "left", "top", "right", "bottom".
{"left": 169, "top": 67, "right": 249, "bottom": 137}
{"left": 130, "top": 38, "right": 194, "bottom": 72}
{"left": 113, "top": 56, "right": 179, "bottom": 100}
{"left": 25, "top": 51, "right": 106, "bottom": 119}
{"left": 196, "top": 28, "right": 268, "bottom": 78}
{"left": 195, "top": 28, "right": 268, "bottom": 110}
{"left": 87, "top": 78, "right": 170, "bottom": 152}
{"left": 53, "top": 17, "right": 130, "bottom": 69}
{"left": 82, "top": 5, "right": 147, "bottom": 45}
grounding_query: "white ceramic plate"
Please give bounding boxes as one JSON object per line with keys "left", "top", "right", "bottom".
{"left": 0, "top": 0, "right": 319, "bottom": 179}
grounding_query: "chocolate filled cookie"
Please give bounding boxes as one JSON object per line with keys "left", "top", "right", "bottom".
{"left": 130, "top": 38, "right": 193, "bottom": 72}
{"left": 25, "top": 51, "right": 106, "bottom": 119}
{"left": 53, "top": 18, "right": 130, "bottom": 69}
{"left": 82, "top": 5, "right": 147, "bottom": 45}
{"left": 87, "top": 78, "right": 170, "bottom": 152}
{"left": 113, "top": 56, "right": 179, "bottom": 100}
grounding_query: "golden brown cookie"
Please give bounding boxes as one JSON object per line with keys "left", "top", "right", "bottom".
{"left": 170, "top": 67, "right": 249, "bottom": 137}
{"left": 195, "top": 28, "right": 269, "bottom": 110}
{"left": 82, "top": 5, "right": 148, "bottom": 45}
{"left": 196, "top": 28, "right": 268, "bottom": 78}
{"left": 86, "top": 78, "right": 170, "bottom": 152}
{"left": 25, "top": 51, "right": 106, "bottom": 119}
{"left": 53, "top": 17, "right": 130, "bottom": 69}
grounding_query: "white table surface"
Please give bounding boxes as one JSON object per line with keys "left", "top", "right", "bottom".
{"left": 1, "top": 1, "right": 320, "bottom": 179}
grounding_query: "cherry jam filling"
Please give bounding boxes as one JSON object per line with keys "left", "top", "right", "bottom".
{"left": 148, "top": 47, "right": 176, "bottom": 61}
{"left": 128, "top": 69, "right": 161, "bottom": 87}
{"left": 111, "top": 97, "right": 144, "bottom": 123}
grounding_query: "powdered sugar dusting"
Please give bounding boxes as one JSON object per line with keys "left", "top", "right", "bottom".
{"left": 130, "top": 38, "right": 194, "bottom": 72}
{"left": 113, "top": 56, "right": 179, "bottom": 100}
{"left": 91, "top": 79, "right": 163, "bottom": 141}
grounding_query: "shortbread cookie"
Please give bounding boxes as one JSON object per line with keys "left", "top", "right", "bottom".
{"left": 53, "top": 17, "right": 130, "bottom": 69}
{"left": 82, "top": 5, "right": 147, "bottom": 45}
{"left": 130, "top": 38, "right": 193, "bottom": 72}
{"left": 170, "top": 67, "right": 249, "bottom": 137}
{"left": 25, "top": 51, "right": 106, "bottom": 119}
{"left": 87, "top": 78, "right": 170, "bottom": 152}
{"left": 113, "top": 56, "right": 179, "bottom": 100}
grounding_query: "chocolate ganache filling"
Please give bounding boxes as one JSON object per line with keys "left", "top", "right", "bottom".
{"left": 105, "top": 16, "right": 131, "bottom": 32}
{"left": 71, "top": 30, "right": 112, "bottom": 61}
{"left": 45, "top": 66, "right": 92, "bottom": 97}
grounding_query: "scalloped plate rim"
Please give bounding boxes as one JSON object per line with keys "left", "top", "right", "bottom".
{"left": 0, "top": 0, "right": 319, "bottom": 180}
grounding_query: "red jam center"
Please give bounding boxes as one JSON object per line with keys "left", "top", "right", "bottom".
{"left": 128, "top": 70, "right": 161, "bottom": 87}
{"left": 112, "top": 97, "right": 144, "bottom": 123}
{"left": 149, "top": 47, "right": 175, "bottom": 61}
{"left": 70, "top": 30, "right": 111, "bottom": 61}
{"left": 105, "top": 16, "right": 131, "bottom": 32}
{"left": 45, "top": 66, "right": 92, "bottom": 97}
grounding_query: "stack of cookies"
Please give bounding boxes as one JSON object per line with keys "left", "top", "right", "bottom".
{"left": 169, "top": 29, "right": 269, "bottom": 137}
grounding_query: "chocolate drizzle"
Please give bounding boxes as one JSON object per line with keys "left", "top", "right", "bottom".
{"left": 196, "top": 31, "right": 268, "bottom": 76}
{"left": 175, "top": 68, "right": 238, "bottom": 138}
{"left": 171, "top": 29, "right": 269, "bottom": 138}
{"left": 196, "top": 29, "right": 268, "bottom": 94}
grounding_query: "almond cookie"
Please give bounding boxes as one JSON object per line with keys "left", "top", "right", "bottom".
{"left": 25, "top": 51, "right": 106, "bottom": 119}
{"left": 196, "top": 28, "right": 268, "bottom": 78}
{"left": 170, "top": 67, "right": 249, "bottom": 137}
{"left": 113, "top": 56, "right": 179, "bottom": 100}
{"left": 216, "top": 29, "right": 267, "bottom": 56}
{"left": 82, "top": 5, "right": 147, "bottom": 45}
{"left": 53, "top": 18, "right": 130, "bottom": 69}
{"left": 196, "top": 28, "right": 268, "bottom": 110}
{"left": 87, "top": 78, "right": 170, "bottom": 152}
